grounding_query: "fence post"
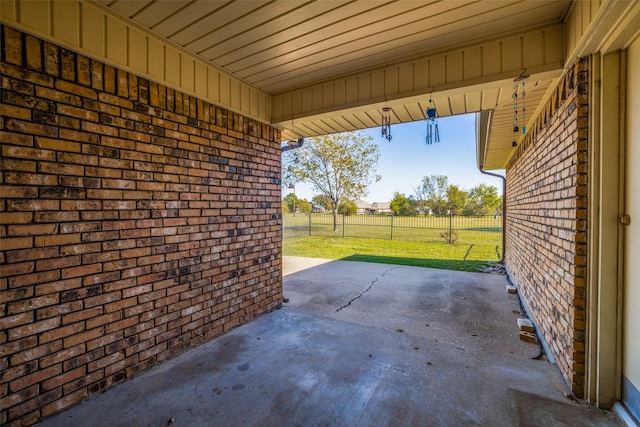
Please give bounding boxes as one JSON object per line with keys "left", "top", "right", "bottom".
{"left": 342, "top": 213, "right": 345, "bottom": 238}
{"left": 391, "top": 213, "right": 394, "bottom": 240}
{"left": 449, "top": 212, "right": 453, "bottom": 244}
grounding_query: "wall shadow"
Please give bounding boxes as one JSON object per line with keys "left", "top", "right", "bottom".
{"left": 340, "top": 254, "right": 491, "bottom": 271}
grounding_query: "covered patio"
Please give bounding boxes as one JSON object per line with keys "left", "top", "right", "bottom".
{"left": 2, "top": 1, "right": 640, "bottom": 424}
{"left": 38, "top": 257, "right": 621, "bottom": 426}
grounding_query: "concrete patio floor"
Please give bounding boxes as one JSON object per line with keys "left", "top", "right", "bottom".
{"left": 38, "top": 256, "right": 622, "bottom": 427}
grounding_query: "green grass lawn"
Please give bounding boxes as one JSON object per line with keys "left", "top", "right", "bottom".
{"left": 283, "top": 235, "right": 502, "bottom": 272}
{"left": 283, "top": 213, "right": 503, "bottom": 272}
{"left": 283, "top": 213, "right": 502, "bottom": 244}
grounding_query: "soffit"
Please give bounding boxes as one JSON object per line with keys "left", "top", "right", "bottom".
{"left": 98, "top": 0, "right": 570, "bottom": 95}
{"left": 481, "top": 76, "right": 558, "bottom": 170}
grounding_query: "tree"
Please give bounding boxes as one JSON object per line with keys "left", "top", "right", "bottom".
{"left": 297, "top": 199, "right": 312, "bottom": 213}
{"left": 282, "top": 193, "right": 311, "bottom": 213}
{"left": 282, "top": 192, "right": 296, "bottom": 213}
{"left": 390, "top": 192, "right": 417, "bottom": 216}
{"left": 338, "top": 200, "right": 357, "bottom": 215}
{"left": 418, "top": 175, "right": 449, "bottom": 215}
{"left": 446, "top": 185, "right": 468, "bottom": 215}
{"left": 465, "top": 183, "right": 502, "bottom": 215}
{"left": 290, "top": 132, "right": 381, "bottom": 231}
{"left": 413, "top": 186, "right": 428, "bottom": 214}
{"left": 283, "top": 192, "right": 311, "bottom": 214}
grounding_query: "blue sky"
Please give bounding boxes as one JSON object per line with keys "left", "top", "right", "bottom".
{"left": 290, "top": 113, "right": 504, "bottom": 203}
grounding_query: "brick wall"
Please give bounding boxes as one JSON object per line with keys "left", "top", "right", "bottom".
{"left": 505, "top": 58, "right": 588, "bottom": 396}
{"left": 0, "top": 25, "right": 283, "bottom": 426}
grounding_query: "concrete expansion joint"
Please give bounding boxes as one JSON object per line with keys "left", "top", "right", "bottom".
{"left": 336, "top": 266, "right": 401, "bottom": 312}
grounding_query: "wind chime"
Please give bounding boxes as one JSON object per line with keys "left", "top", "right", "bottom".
{"left": 425, "top": 97, "right": 439, "bottom": 144}
{"left": 512, "top": 77, "right": 527, "bottom": 147}
{"left": 381, "top": 105, "right": 392, "bottom": 141}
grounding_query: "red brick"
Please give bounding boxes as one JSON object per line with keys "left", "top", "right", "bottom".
{"left": 8, "top": 316, "right": 61, "bottom": 340}
{"left": 38, "top": 322, "right": 84, "bottom": 345}
{"left": 0, "top": 260, "right": 34, "bottom": 277}
{"left": 83, "top": 291, "right": 121, "bottom": 309}
{"left": 9, "top": 363, "right": 62, "bottom": 393}
{"left": 1, "top": 158, "right": 37, "bottom": 173}
{"left": 6, "top": 248, "right": 60, "bottom": 263}
{"left": 56, "top": 79, "right": 97, "bottom": 100}
{"left": 0, "top": 385, "right": 39, "bottom": 415}
{"left": 0, "top": 25, "right": 283, "bottom": 425}
{"left": 102, "top": 297, "right": 137, "bottom": 314}
{"left": 63, "top": 327, "right": 105, "bottom": 349}
{"left": 8, "top": 270, "right": 60, "bottom": 289}
{"left": 0, "top": 235, "right": 33, "bottom": 251}
{"left": 7, "top": 294, "right": 59, "bottom": 314}
{"left": 0, "top": 130, "right": 34, "bottom": 146}
{"left": 60, "top": 263, "right": 102, "bottom": 279}
{"left": 41, "top": 388, "right": 87, "bottom": 417}
{"left": 3, "top": 26, "right": 23, "bottom": 65}
{"left": 88, "top": 351, "right": 124, "bottom": 372}
{"left": 2, "top": 145, "right": 56, "bottom": 161}
{"left": 60, "top": 306, "right": 102, "bottom": 324}
{"left": 62, "top": 370, "right": 103, "bottom": 395}
{"left": 0, "top": 103, "right": 31, "bottom": 119}
{"left": 35, "top": 233, "right": 81, "bottom": 247}
{"left": 86, "top": 312, "right": 122, "bottom": 329}
{"left": 25, "top": 35, "right": 42, "bottom": 70}
{"left": 10, "top": 340, "right": 63, "bottom": 366}
{"left": 42, "top": 366, "right": 85, "bottom": 391}
{"left": 0, "top": 311, "right": 33, "bottom": 330}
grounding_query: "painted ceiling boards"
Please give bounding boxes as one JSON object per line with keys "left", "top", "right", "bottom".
{"left": 98, "top": 0, "right": 569, "bottom": 93}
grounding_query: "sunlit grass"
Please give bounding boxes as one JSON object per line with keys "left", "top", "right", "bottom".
{"left": 283, "top": 236, "right": 501, "bottom": 272}
{"left": 283, "top": 213, "right": 502, "bottom": 245}
{"left": 283, "top": 213, "right": 503, "bottom": 272}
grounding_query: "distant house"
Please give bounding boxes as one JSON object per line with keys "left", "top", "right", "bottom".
{"left": 354, "top": 199, "right": 373, "bottom": 214}
{"left": 371, "top": 202, "right": 392, "bottom": 214}
{"left": 355, "top": 200, "right": 392, "bottom": 214}
{"left": 416, "top": 206, "right": 432, "bottom": 215}
{"left": 311, "top": 203, "right": 325, "bottom": 213}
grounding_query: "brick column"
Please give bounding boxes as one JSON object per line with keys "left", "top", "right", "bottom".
{"left": 505, "top": 58, "right": 589, "bottom": 396}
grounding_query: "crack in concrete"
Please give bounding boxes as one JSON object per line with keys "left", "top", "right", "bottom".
{"left": 336, "top": 266, "right": 401, "bottom": 312}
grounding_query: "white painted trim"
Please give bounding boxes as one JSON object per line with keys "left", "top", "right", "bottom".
{"left": 586, "top": 50, "right": 625, "bottom": 409}
{"left": 614, "top": 402, "right": 640, "bottom": 427}
{"left": 586, "top": 51, "right": 602, "bottom": 406}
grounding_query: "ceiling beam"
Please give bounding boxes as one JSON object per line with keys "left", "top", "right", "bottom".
{"left": 272, "top": 24, "right": 565, "bottom": 127}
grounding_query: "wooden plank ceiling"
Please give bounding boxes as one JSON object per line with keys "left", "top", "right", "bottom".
{"left": 98, "top": 0, "right": 572, "bottom": 169}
